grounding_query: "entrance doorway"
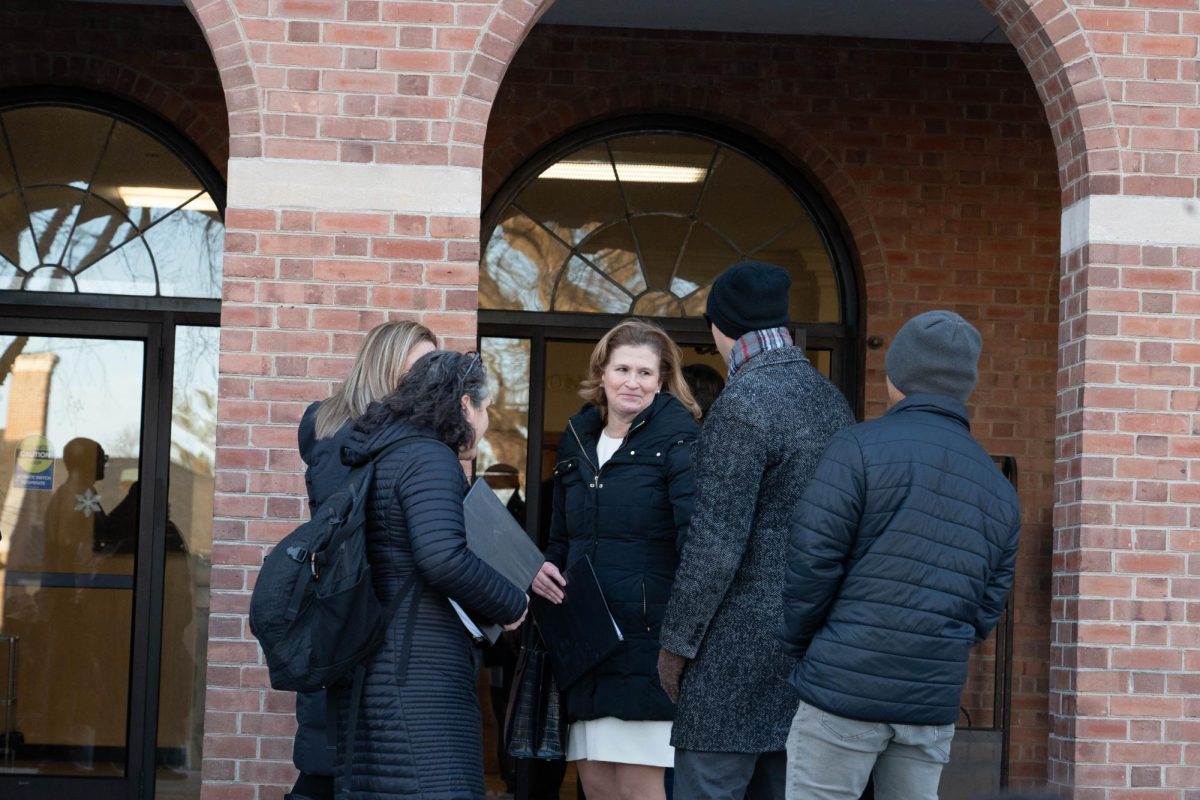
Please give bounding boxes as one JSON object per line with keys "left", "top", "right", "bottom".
{"left": 0, "top": 91, "right": 223, "bottom": 800}
{"left": 476, "top": 118, "right": 858, "bottom": 798}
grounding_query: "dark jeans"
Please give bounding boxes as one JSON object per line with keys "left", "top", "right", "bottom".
{"left": 674, "top": 749, "right": 786, "bottom": 800}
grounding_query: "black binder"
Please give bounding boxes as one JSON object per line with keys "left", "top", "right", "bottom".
{"left": 454, "top": 478, "right": 545, "bottom": 644}
{"left": 530, "top": 555, "right": 624, "bottom": 690}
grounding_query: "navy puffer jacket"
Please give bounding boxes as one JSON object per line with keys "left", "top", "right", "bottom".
{"left": 781, "top": 394, "right": 1021, "bottom": 726}
{"left": 292, "top": 401, "right": 350, "bottom": 778}
{"left": 335, "top": 417, "right": 527, "bottom": 800}
{"left": 545, "top": 393, "right": 698, "bottom": 723}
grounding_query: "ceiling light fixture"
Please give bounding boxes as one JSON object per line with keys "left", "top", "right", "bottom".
{"left": 540, "top": 161, "right": 706, "bottom": 183}
{"left": 117, "top": 187, "right": 217, "bottom": 213}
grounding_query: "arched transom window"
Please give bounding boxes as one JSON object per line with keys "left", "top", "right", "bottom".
{"left": 0, "top": 104, "right": 223, "bottom": 297}
{"left": 482, "top": 129, "right": 843, "bottom": 323}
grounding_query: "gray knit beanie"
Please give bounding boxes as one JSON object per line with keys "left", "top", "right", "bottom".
{"left": 885, "top": 311, "right": 982, "bottom": 402}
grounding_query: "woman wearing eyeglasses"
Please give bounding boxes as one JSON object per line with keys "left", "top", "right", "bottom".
{"left": 531, "top": 319, "right": 701, "bottom": 800}
{"left": 334, "top": 349, "right": 528, "bottom": 800}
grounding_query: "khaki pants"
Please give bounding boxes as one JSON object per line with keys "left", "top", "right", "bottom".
{"left": 785, "top": 699, "right": 954, "bottom": 800}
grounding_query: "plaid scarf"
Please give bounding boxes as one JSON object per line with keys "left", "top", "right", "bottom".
{"left": 727, "top": 326, "right": 793, "bottom": 379}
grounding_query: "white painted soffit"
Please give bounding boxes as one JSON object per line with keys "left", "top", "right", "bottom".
{"left": 1061, "top": 196, "right": 1200, "bottom": 254}
{"left": 541, "top": 0, "right": 1008, "bottom": 44}
{"left": 226, "top": 159, "right": 482, "bottom": 216}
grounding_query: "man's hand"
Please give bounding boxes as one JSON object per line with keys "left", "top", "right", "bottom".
{"left": 657, "top": 649, "right": 688, "bottom": 703}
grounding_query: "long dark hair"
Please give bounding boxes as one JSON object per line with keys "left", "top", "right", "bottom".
{"left": 358, "top": 350, "right": 487, "bottom": 453}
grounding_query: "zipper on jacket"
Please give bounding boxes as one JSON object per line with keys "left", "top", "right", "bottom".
{"left": 566, "top": 416, "right": 647, "bottom": 489}
{"left": 641, "top": 579, "right": 650, "bottom": 632}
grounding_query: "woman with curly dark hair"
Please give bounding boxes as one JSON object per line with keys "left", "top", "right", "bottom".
{"left": 335, "top": 350, "right": 528, "bottom": 800}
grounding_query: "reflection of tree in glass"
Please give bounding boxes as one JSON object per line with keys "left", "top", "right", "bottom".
{"left": 479, "top": 339, "right": 531, "bottom": 495}
{"left": 170, "top": 328, "right": 218, "bottom": 475}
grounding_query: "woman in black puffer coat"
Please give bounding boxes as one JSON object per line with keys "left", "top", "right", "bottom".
{"left": 291, "top": 320, "right": 435, "bottom": 800}
{"left": 335, "top": 350, "right": 528, "bottom": 800}
{"left": 531, "top": 319, "right": 700, "bottom": 800}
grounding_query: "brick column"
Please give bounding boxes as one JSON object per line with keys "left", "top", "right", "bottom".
{"left": 1052, "top": 196, "right": 1200, "bottom": 798}
{"left": 194, "top": 1, "right": 544, "bottom": 796}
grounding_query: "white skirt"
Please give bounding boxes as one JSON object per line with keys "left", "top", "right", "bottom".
{"left": 565, "top": 717, "right": 674, "bottom": 768}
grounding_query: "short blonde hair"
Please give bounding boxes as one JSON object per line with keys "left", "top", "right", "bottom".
{"left": 579, "top": 319, "right": 701, "bottom": 422}
{"left": 314, "top": 320, "right": 436, "bottom": 439}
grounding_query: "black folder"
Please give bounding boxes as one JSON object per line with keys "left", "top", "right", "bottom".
{"left": 454, "top": 478, "right": 545, "bottom": 644}
{"left": 530, "top": 555, "right": 624, "bottom": 690}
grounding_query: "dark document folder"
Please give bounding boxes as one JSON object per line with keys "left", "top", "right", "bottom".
{"left": 454, "top": 478, "right": 544, "bottom": 645}
{"left": 530, "top": 556, "right": 624, "bottom": 690}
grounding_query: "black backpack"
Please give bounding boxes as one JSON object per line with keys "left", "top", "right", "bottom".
{"left": 249, "top": 437, "right": 418, "bottom": 693}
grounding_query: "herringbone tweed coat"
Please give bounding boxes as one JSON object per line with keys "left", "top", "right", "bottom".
{"left": 660, "top": 346, "right": 854, "bottom": 752}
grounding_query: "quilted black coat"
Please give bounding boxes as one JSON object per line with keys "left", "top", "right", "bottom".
{"left": 334, "top": 417, "right": 527, "bottom": 800}
{"left": 781, "top": 393, "right": 1021, "bottom": 726}
{"left": 544, "top": 392, "right": 699, "bottom": 723}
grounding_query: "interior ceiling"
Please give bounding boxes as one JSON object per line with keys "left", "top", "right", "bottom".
{"left": 539, "top": 0, "right": 1008, "bottom": 44}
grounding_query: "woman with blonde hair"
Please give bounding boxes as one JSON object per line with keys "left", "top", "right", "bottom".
{"left": 531, "top": 319, "right": 701, "bottom": 800}
{"left": 287, "top": 319, "right": 435, "bottom": 800}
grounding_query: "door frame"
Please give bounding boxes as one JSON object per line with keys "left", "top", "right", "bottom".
{"left": 0, "top": 301, "right": 216, "bottom": 800}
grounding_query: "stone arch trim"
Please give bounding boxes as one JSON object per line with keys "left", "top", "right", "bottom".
{"left": 185, "top": 0, "right": 263, "bottom": 159}
{"left": 982, "top": 0, "right": 1120, "bottom": 204}
{"left": 482, "top": 82, "right": 888, "bottom": 314}
{"left": 0, "top": 53, "right": 228, "bottom": 173}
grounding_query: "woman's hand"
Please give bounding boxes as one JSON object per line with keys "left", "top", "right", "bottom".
{"left": 503, "top": 596, "right": 529, "bottom": 632}
{"left": 531, "top": 561, "right": 567, "bottom": 604}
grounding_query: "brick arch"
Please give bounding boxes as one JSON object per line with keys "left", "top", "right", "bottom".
{"left": 0, "top": 53, "right": 228, "bottom": 173}
{"left": 185, "top": 0, "right": 263, "bottom": 159}
{"left": 981, "top": 0, "right": 1120, "bottom": 203}
{"left": 482, "top": 82, "right": 888, "bottom": 320}
{"left": 477, "top": 1, "right": 1118, "bottom": 204}
{"left": 451, "top": 0, "right": 553, "bottom": 164}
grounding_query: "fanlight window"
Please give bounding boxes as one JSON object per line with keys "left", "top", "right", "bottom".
{"left": 0, "top": 104, "right": 222, "bottom": 298}
{"left": 482, "top": 131, "right": 840, "bottom": 322}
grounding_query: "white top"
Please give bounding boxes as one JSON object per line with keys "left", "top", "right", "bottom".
{"left": 596, "top": 430, "right": 622, "bottom": 468}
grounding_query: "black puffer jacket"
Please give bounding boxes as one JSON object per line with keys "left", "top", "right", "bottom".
{"left": 781, "top": 394, "right": 1021, "bottom": 725}
{"left": 545, "top": 393, "right": 698, "bottom": 723}
{"left": 292, "top": 401, "right": 349, "bottom": 779}
{"left": 335, "top": 417, "right": 527, "bottom": 800}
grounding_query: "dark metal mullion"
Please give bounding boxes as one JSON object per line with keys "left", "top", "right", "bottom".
{"left": 0, "top": 115, "right": 42, "bottom": 268}
{"left": 511, "top": 203, "right": 634, "bottom": 306}
{"left": 524, "top": 330, "right": 547, "bottom": 544}
{"left": 131, "top": 317, "right": 172, "bottom": 800}
{"left": 58, "top": 118, "right": 117, "bottom": 267}
{"left": 606, "top": 140, "right": 649, "bottom": 304}
{"left": 745, "top": 217, "right": 803, "bottom": 258}
{"left": 667, "top": 145, "right": 722, "bottom": 290}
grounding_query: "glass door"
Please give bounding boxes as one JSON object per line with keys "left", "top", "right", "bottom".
{"left": 0, "top": 318, "right": 159, "bottom": 800}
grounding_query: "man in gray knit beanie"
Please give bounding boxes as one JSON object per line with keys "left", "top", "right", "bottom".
{"left": 884, "top": 310, "right": 982, "bottom": 402}
{"left": 781, "top": 309, "right": 1020, "bottom": 800}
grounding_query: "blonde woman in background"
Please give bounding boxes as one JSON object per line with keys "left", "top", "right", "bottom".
{"left": 287, "top": 320, "right": 436, "bottom": 800}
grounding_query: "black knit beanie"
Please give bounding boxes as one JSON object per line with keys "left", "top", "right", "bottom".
{"left": 705, "top": 261, "right": 792, "bottom": 339}
{"left": 885, "top": 310, "right": 982, "bottom": 402}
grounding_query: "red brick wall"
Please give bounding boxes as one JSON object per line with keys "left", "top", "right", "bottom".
{"left": 0, "top": 0, "right": 229, "bottom": 175}
{"left": 483, "top": 24, "right": 1062, "bottom": 785}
